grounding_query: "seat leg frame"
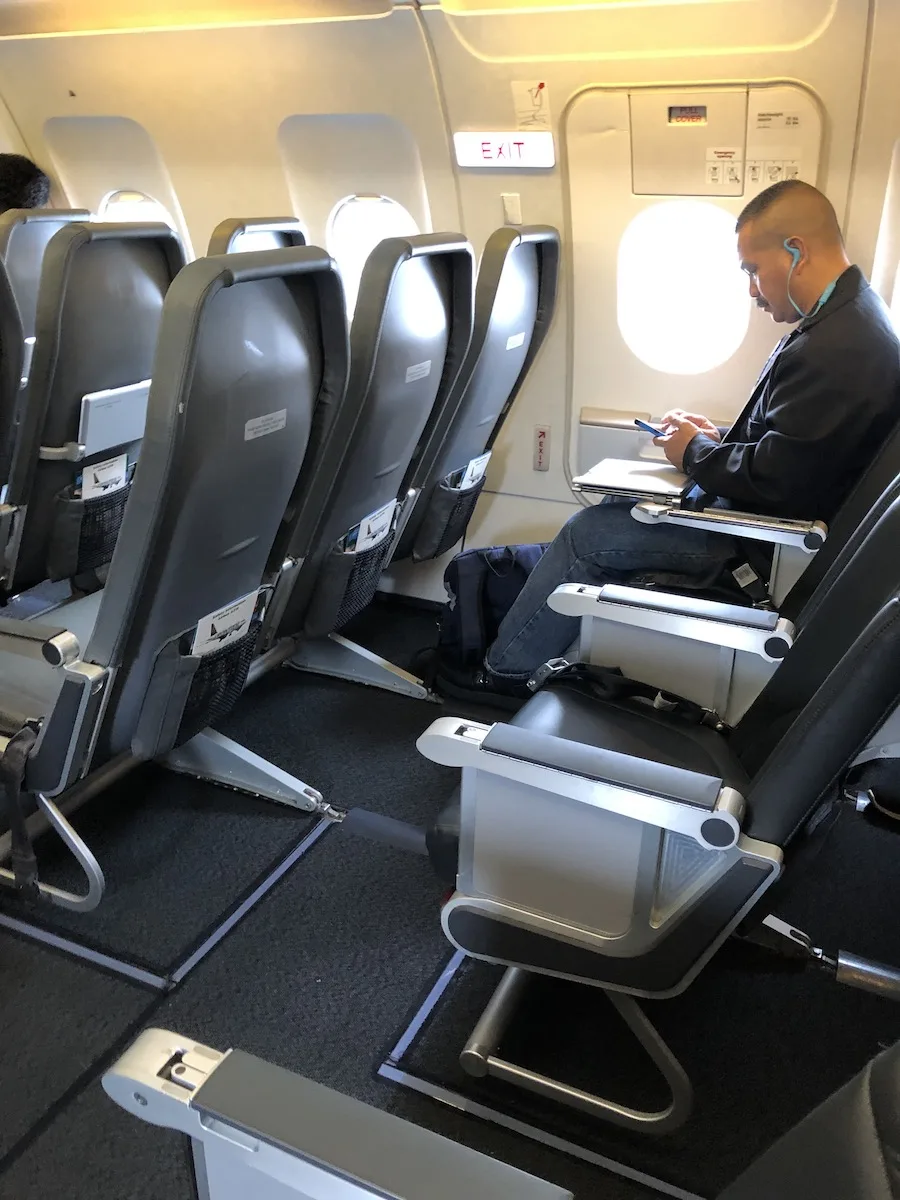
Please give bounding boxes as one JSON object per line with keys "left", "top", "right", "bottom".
{"left": 289, "top": 632, "right": 438, "bottom": 702}
{"left": 0, "top": 792, "right": 105, "bottom": 911}
{"left": 163, "top": 729, "right": 336, "bottom": 815}
{"left": 461, "top": 965, "right": 694, "bottom": 1135}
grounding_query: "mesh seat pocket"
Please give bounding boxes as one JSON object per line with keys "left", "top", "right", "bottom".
{"left": 412, "top": 474, "right": 486, "bottom": 562}
{"left": 47, "top": 478, "right": 133, "bottom": 581}
{"left": 175, "top": 619, "right": 262, "bottom": 747}
{"left": 303, "top": 532, "right": 397, "bottom": 639}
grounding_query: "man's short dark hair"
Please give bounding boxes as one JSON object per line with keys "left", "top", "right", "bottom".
{"left": 735, "top": 178, "right": 841, "bottom": 239}
{"left": 736, "top": 179, "right": 811, "bottom": 231}
{"left": 0, "top": 154, "right": 50, "bottom": 212}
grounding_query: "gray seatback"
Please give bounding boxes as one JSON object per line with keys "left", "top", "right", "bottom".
{"left": 85, "top": 247, "right": 348, "bottom": 763}
{"left": 0, "top": 209, "right": 92, "bottom": 342}
{"left": 0, "top": 260, "right": 23, "bottom": 487}
{"left": 0, "top": 209, "right": 91, "bottom": 482}
{"left": 278, "top": 233, "right": 474, "bottom": 639}
{"left": 736, "top": 489, "right": 900, "bottom": 845}
{"left": 208, "top": 217, "right": 306, "bottom": 255}
{"left": 394, "top": 226, "right": 560, "bottom": 563}
{"left": 4, "top": 222, "right": 185, "bottom": 595}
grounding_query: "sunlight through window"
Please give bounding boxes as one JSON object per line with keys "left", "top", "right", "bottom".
{"left": 617, "top": 200, "right": 749, "bottom": 375}
{"left": 327, "top": 195, "right": 419, "bottom": 317}
{"left": 98, "top": 189, "right": 176, "bottom": 228}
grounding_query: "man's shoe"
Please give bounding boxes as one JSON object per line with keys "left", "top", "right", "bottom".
{"left": 433, "top": 662, "right": 531, "bottom": 712}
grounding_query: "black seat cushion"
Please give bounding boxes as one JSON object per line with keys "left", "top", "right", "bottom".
{"left": 426, "top": 685, "right": 749, "bottom": 884}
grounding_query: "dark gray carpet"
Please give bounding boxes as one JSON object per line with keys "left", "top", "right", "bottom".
{"left": 0, "top": 932, "right": 156, "bottom": 1165}
{"left": 2, "top": 761, "right": 313, "bottom": 974}
{"left": 0, "top": 1081, "right": 193, "bottom": 1200}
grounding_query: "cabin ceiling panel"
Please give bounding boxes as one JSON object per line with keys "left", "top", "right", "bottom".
{"left": 0, "top": 0, "right": 390, "bottom": 37}
{"left": 423, "top": 0, "right": 838, "bottom": 61}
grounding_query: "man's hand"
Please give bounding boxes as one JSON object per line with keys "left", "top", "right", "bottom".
{"left": 661, "top": 408, "right": 721, "bottom": 443}
{"left": 654, "top": 416, "right": 702, "bottom": 470}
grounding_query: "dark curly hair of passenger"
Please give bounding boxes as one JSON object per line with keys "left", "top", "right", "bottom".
{"left": 0, "top": 154, "right": 50, "bottom": 212}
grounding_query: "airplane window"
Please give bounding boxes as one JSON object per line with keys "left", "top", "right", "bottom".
{"left": 617, "top": 200, "right": 750, "bottom": 375}
{"left": 327, "top": 194, "right": 419, "bottom": 317}
{"left": 97, "top": 189, "right": 177, "bottom": 228}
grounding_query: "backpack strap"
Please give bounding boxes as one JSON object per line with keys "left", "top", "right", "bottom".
{"left": 453, "top": 550, "right": 491, "bottom": 666}
{"left": 527, "top": 659, "right": 729, "bottom": 732}
{"left": 0, "top": 721, "right": 41, "bottom": 898}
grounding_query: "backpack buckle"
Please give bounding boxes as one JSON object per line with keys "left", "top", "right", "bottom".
{"left": 527, "top": 657, "right": 572, "bottom": 692}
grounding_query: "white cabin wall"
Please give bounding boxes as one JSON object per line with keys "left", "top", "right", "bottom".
{"left": 0, "top": 6, "right": 461, "bottom": 255}
{"left": 0, "top": 1, "right": 891, "bottom": 610}
{"left": 848, "top": 0, "right": 900, "bottom": 312}
{"left": 413, "top": 0, "right": 875, "bottom": 577}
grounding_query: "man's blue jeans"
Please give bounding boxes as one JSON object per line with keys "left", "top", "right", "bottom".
{"left": 485, "top": 498, "right": 740, "bottom": 680}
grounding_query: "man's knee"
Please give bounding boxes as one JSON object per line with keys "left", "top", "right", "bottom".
{"left": 564, "top": 499, "right": 628, "bottom": 558}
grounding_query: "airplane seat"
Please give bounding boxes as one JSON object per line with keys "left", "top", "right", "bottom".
{"left": 0, "top": 208, "right": 91, "bottom": 481}
{"left": 556, "top": 414, "right": 900, "bottom": 723}
{"left": 0, "top": 222, "right": 186, "bottom": 602}
{"left": 392, "top": 225, "right": 560, "bottom": 564}
{"left": 104, "top": 1028, "right": 571, "bottom": 1200}
{"left": 416, "top": 488, "right": 900, "bottom": 1128}
{"left": 207, "top": 216, "right": 307, "bottom": 255}
{"left": 104, "top": 1022, "right": 900, "bottom": 1200}
{"left": 276, "top": 233, "right": 474, "bottom": 646}
{"left": 0, "top": 245, "right": 350, "bottom": 908}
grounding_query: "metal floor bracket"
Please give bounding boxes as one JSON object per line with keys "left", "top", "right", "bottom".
{"left": 163, "top": 729, "right": 327, "bottom": 812}
{"left": 0, "top": 792, "right": 105, "bottom": 911}
{"left": 461, "top": 966, "right": 693, "bottom": 1134}
{"left": 289, "top": 632, "right": 437, "bottom": 702}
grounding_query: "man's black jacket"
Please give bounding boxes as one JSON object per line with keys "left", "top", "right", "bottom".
{"left": 682, "top": 266, "right": 900, "bottom": 523}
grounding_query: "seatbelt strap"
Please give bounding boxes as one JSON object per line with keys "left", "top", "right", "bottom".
{"left": 527, "top": 659, "right": 729, "bottom": 732}
{"left": 0, "top": 721, "right": 40, "bottom": 898}
{"left": 724, "top": 556, "right": 774, "bottom": 608}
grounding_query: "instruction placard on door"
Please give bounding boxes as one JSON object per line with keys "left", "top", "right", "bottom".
{"left": 705, "top": 147, "right": 742, "bottom": 187}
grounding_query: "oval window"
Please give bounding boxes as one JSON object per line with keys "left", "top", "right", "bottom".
{"left": 97, "top": 189, "right": 176, "bottom": 228}
{"left": 617, "top": 200, "right": 750, "bottom": 375}
{"left": 327, "top": 195, "right": 419, "bottom": 317}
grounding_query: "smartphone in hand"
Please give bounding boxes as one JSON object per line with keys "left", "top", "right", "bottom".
{"left": 634, "top": 418, "right": 667, "bottom": 437}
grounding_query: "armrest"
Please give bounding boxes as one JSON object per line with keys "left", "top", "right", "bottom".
{"left": 549, "top": 582, "right": 794, "bottom": 660}
{"left": 417, "top": 716, "right": 744, "bottom": 850}
{"left": 0, "top": 616, "right": 81, "bottom": 666}
{"left": 631, "top": 501, "right": 827, "bottom": 551}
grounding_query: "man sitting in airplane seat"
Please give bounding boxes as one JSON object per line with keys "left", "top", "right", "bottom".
{"left": 435, "top": 179, "right": 900, "bottom": 707}
{"left": 0, "top": 153, "right": 50, "bottom": 212}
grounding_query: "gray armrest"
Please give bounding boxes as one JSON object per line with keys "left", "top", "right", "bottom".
{"left": 549, "top": 582, "right": 794, "bottom": 660}
{"left": 417, "top": 716, "right": 745, "bottom": 849}
{"left": 482, "top": 722, "right": 721, "bottom": 807}
{"left": 0, "top": 616, "right": 81, "bottom": 666}
{"left": 104, "top": 1029, "right": 571, "bottom": 1200}
{"left": 599, "top": 584, "right": 777, "bottom": 626}
{"left": 632, "top": 501, "right": 827, "bottom": 551}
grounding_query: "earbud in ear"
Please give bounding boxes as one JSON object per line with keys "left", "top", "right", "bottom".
{"left": 783, "top": 238, "right": 801, "bottom": 265}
